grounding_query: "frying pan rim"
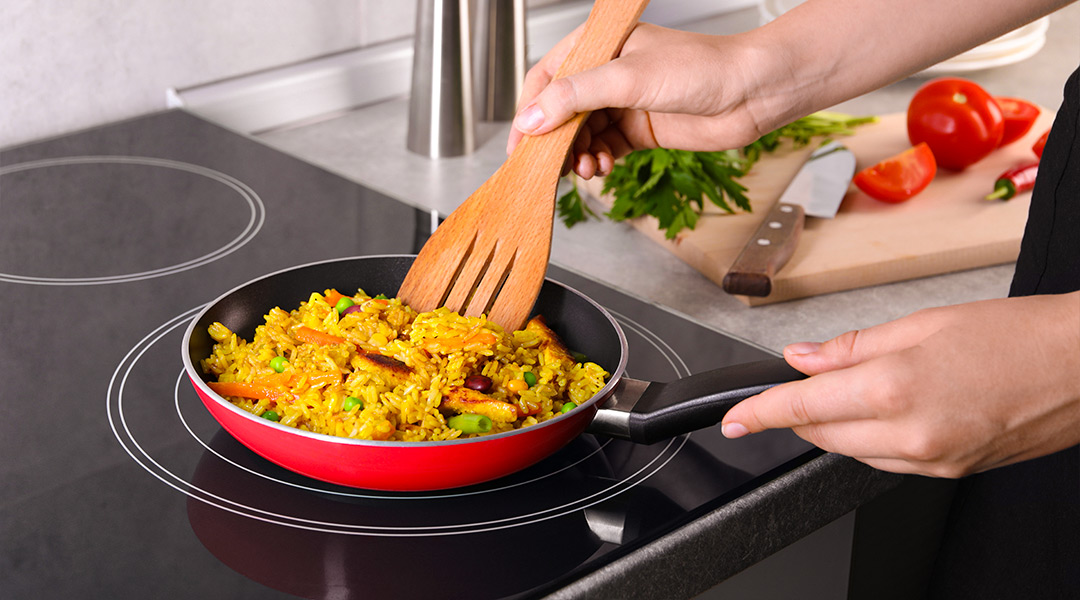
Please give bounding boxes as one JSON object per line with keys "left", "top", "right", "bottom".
{"left": 181, "top": 254, "right": 630, "bottom": 448}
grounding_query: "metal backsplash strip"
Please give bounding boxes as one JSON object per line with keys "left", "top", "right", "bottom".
{"left": 168, "top": 0, "right": 753, "bottom": 135}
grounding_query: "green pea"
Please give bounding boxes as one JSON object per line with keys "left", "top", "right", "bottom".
{"left": 374, "top": 293, "right": 388, "bottom": 300}
{"left": 261, "top": 410, "right": 280, "bottom": 421}
{"left": 270, "top": 356, "right": 288, "bottom": 373}
{"left": 447, "top": 413, "right": 492, "bottom": 434}
{"left": 343, "top": 396, "right": 363, "bottom": 411}
{"left": 560, "top": 402, "right": 577, "bottom": 414}
{"left": 523, "top": 371, "right": 537, "bottom": 387}
{"left": 335, "top": 297, "right": 355, "bottom": 314}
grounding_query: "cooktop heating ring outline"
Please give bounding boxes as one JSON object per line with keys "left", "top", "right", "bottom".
{"left": 0, "top": 156, "right": 265, "bottom": 285}
{"left": 108, "top": 304, "right": 693, "bottom": 537}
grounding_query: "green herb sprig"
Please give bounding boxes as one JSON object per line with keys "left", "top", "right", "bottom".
{"left": 557, "top": 111, "right": 875, "bottom": 239}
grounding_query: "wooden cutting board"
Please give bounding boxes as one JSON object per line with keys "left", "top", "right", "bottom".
{"left": 578, "top": 110, "right": 1054, "bottom": 305}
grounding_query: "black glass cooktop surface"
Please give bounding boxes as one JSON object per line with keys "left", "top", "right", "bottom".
{"left": 0, "top": 110, "right": 814, "bottom": 599}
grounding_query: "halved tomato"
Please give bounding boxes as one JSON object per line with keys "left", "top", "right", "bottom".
{"left": 853, "top": 143, "right": 937, "bottom": 203}
{"left": 907, "top": 78, "right": 1003, "bottom": 171}
{"left": 996, "top": 97, "right": 1040, "bottom": 146}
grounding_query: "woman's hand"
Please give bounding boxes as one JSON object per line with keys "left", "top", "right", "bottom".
{"left": 722, "top": 292, "right": 1080, "bottom": 478}
{"left": 506, "top": 0, "right": 1071, "bottom": 180}
{"left": 506, "top": 24, "right": 782, "bottom": 179}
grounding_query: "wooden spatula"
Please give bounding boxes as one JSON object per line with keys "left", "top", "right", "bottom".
{"left": 397, "top": 0, "right": 650, "bottom": 332}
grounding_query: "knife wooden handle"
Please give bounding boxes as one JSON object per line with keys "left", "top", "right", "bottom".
{"left": 722, "top": 202, "right": 805, "bottom": 297}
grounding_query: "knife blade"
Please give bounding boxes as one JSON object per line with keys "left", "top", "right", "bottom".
{"left": 722, "top": 140, "right": 856, "bottom": 297}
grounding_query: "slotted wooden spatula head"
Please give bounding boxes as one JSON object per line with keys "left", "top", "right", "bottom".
{"left": 397, "top": 0, "right": 650, "bottom": 332}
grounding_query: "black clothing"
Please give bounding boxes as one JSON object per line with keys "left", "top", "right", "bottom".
{"left": 1011, "top": 65, "right": 1080, "bottom": 296}
{"left": 926, "top": 65, "right": 1080, "bottom": 599}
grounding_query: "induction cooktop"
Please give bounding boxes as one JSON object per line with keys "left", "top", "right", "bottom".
{"left": 0, "top": 110, "right": 816, "bottom": 599}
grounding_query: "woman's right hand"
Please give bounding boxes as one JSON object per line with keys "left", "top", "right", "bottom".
{"left": 506, "top": 0, "right": 1072, "bottom": 180}
{"left": 506, "top": 23, "right": 787, "bottom": 179}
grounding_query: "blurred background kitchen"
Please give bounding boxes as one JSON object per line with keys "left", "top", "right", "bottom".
{"left": 2, "top": 0, "right": 745, "bottom": 147}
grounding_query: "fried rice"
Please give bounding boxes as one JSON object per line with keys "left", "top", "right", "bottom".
{"left": 200, "top": 288, "right": 609, "bottom": 441}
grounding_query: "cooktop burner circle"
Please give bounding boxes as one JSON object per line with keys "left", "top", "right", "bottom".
{"left": 109, "top": 305, "right": 691, "bottom": 537}
{"left": 0, "top": 156, "right": 264, "bottom": 285}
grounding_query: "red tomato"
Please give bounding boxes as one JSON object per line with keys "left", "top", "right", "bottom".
{"left": 995, "top": 97, "right": 1040, "bottom": 146}
{"left": 1032, "top": 129, "right": 1050, "bottom": 159}
{"left": 907, "top": 78, "right": 1004, "bottom": 171}
{"left": 853, "top": 143, "right": 937, "bottom": 203}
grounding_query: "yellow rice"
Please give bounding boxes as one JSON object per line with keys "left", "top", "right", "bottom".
{"left": 200, "top": 288, "right": 609, "bottom": 441}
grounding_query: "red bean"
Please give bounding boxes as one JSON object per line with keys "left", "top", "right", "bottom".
{"left": 464, "top": 375, "right": 492, "bottom": 393}
{"left": 341, "top": 305, "right": 365, "bottom": 317}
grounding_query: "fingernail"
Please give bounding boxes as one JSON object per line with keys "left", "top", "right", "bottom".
{"left": 514, "top": 104, "right": 545, "bottom": 133}
{"left": 786, "top": 342, "right": 821, "bottom": 355}
{"left": 722, "top": 422, "right": 749, "bottom": 439}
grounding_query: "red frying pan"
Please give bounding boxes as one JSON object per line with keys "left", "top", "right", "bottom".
{"left": 183, "top": 255, "right": 805, "bottom": 491}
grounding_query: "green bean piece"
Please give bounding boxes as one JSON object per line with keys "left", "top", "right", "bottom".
{"left": 335, "top": 297, "right": 355, "bottom": 314}
{"left": 448, "top": 413, "right": 492, "bottom": 434}
{"left": 261, "top": 410, "right": 280, "bottom": 421}
{"left": 523, "top": 371, "right": 537, "bottom": 387}
{"left": 560, "top": 402, "right": 578, "bottom": 414}
{"left": 342, "top": 396, "right": 363, "bottom": 411}
{"left": 270, "top": 356, "right": 288, "bottom": 373}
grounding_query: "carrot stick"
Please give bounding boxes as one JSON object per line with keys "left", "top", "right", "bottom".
{"left": 422, "top": 327, "right": 499, "bottom": 353}
{"left": 323, "top": 289, "right": 346, "bottom": 308}
{"left": 466, "top": 329, "right": 498, "bottom": 346}
{"left": 208, "top": 381, "right": 290, "bottom": 403}
{"left": 254, "top": 372, "right": 292, "bottom": 387}
{"left": 294, "top": 326, "right": 346, "bottom": 346}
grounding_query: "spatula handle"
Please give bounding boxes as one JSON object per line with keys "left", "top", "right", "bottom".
{"left": 722, "top": 201, "right": 806, "bottom": 297}
{"left": 513, "top": 0, "right": 650, "bottom": 167}
{"left": 552, "top": 0, "right": 650, "bottom": 80}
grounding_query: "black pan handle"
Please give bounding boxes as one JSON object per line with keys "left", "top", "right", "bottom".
{"left": 591, "top": 357, "right": 807, "bottom": 444}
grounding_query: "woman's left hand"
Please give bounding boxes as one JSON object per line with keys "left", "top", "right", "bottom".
{"left": 721, "top": 292, "right": 1080, "bottom": 478}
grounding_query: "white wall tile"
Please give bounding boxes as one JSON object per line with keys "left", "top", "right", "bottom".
{"left": 1, "top": 0, "right": 362, "bottom": 148}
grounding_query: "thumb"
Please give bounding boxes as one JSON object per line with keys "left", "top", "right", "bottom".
{"left": 511, "top": 62, "right": 630, "bottom": 136}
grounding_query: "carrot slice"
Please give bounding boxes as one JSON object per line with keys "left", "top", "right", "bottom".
{"left": 294, "top": 326, "right": 346, "bottom": 346}
{"left": 208, "top": 381, "right": 290, "bottom": 403}
{"left": 422, "top": 327, "right": 499, "bottom": 353}
{"left": 254, "top": 372, "right": 292, "bottom": 387}
{"left": 323, "top": 289, "right": 346, "bottom": 308}
{"left": 466, "top": 329, "right": 498, "bottom": 346}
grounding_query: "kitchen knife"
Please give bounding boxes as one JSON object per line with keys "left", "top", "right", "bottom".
{"left": 722, "top": 140, "right": 856, "bottom": 297}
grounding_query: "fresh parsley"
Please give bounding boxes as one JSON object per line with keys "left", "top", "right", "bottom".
{"left": 557, "top": 111, "right": 876, "bottom": 239}
{"left": 555, "top": 183, "right": 597, "bottom": 228}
